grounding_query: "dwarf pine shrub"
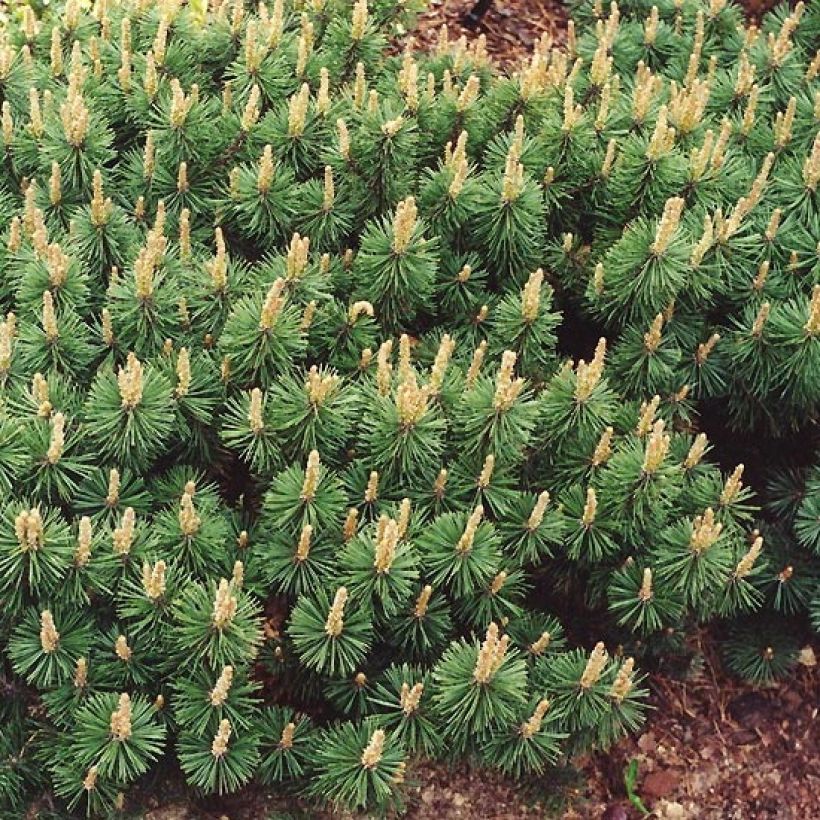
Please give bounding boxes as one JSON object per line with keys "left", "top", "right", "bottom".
{"left": 0, "top": 0, "right": 816, "bottom": 814}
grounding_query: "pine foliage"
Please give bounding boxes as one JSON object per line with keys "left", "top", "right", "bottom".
{"left": 0, "top": 0, "right": 816, "bottom": 814}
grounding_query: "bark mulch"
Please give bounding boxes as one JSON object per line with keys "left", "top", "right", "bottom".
{"left": 412, "top": 0, "right": 568, "bottom": 66}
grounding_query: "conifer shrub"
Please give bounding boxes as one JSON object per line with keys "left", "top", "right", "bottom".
{"left": 0, "top": 0, "right": 816, "bottom": 814}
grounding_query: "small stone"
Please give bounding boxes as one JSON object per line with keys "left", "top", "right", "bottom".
{"left": 656, "top": 800, "right": 688, "bottom": 819}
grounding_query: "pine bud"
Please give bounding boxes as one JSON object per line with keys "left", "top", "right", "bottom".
{"left": 414, "top": 585, "right": 432, "bottom": 618}
{"left": 60, "top": 85, "right": 90, "bottom": 146}
{"left": 286, "top": 233, "right": 310, "bottom": 280}
{"left": 575, "top": 338, "right": 607, "bottom": 401}
{"left": 143, "top": 50, "right": 158, "bottom": 98}
{"left": 642, "top": 419, "right": 670, "bottom": 474}
{"left": 374, "top": 517, "right": 399, "bottom": 574}
{"left": 689, "top": 508, "right": 722, "bottom": 552}
{"left": 392, "top": 197, "right": 417, "bottom": 255}
{"left": 396, "top": 498, "right": 411, "bottom": 539}
{"left": 477, "top": 454, "right": 495, "bottom": 489}
{"left": 521, "top": 269, "right": 543, "bottom": 323}
{"left": 170, "top": 79, "right": 197, "bottom": 129}
{"left": 212, "top": 578, "right": 238, "bottom": 630}
{"left": 259, "top": 278, "right": 286, "bottom": 330}
{"left": 720, "top": 464, "right": 744, "bottom": 506}
{"left": 295, "top": 524, "right": 313, "bottom": 562}
{"left": 473, "top": 622, "right": 509, "bottom": 684}
{"left": 337, "top": 118, "right": 351, "bottom": 161}
{"left": 172, "top": 347, "right": 191, "bottom": 399}
{"left": 32, "top": 372, "right": 49, "bottom": 408}
{"left": 211, "top": 719, "right": 231, "bottom": 758}
{"left": 364, "top": 470, "right": 379, "bottom": 503}
{"left": 40, "top": 609, "right": 60, "bottom": 653}
{"left": 210, "top": 666, "right": 234, "bottom": 706}
{"left": 360, "top": 728, "right": 385, "bottom": 769}
{"left": 734, "top": 534, "right": 763, "bottom": 579}
{"left": 638, "top": 567, "right": 653, "bottom": 602}
{"left": 287, "top": 83, "right": 310, "bottom": 138}
{"left": 6, "top": 216, "right": 20, "bottom": 255}
{"left": 110, "top": 693, "right": 132, "bottom": 741}
{"left": 46, "top": 411, "right": 65, "bottom": 464}
{"left": 114, "top": 635, "right": 131, "bottom": 662}
{"left": 296, "top": 16, "right": 313, "bottom": 77}
{"left": 527, "top": 491, "right": 551, "bottom": 531}
{"left": 646, "top": 105, "right": 676, "bottom": 161}
{"left": 651, "top": 197, "right": 684, "bottom": 255}
{"left": 81, "top": 765, "right": 99, "bottom": 793}
{"left": 429, "top": 333, "right": 455, "bottom": 393}
{"left": 493, "top": 350, "right": 524, "bottom": 410}
{"left": 50, "top": 26, "right": 63, "bottom": 77}
{"left": 2, "top": 100, "right": 14, "bottom": 151}
{"left": 643, "top": 314, "right": 664, "bottom": 353}
{"left": 74, "top": 657, "right": 88, "bottom": 688}
{"left": 682, "top": 433, "right": 707, "bottom": 470}
{"left": 433, "top": 469, "right": 448, "bottom": 500}
{"left": 395, "top": 376, "right": 430, "bottom": 426}
{"left": 113, "top": 507, "right": 136, "bottom": 556}
{"left": 75, "top": 516, "right": 93, "bottom": 567}
{"left": 350, "top": 0, "right": 368, "bottom": 40}
{"left": 343, "top": 508, "right": 359, "bottom": 542}
{"left": 449, "top": 156, "right": 469, "bottom": 199}
{"left": 805, "top": 285, "right": 820, "bottom": 336}
{"left": 739, "top": 87, "right": 759, "bottom": 138}
{"left": 178, "top": 492, "right": 200, "bottom": 537}
{"left": 520, "top": 698, "right": 550, "bottom": 738}
{"left": 591, "top": 427, "right": 614, "bottom": 467}
{"left": 609, "top": 657, "right": 635, "bottom": 702}
{"left": 42, "top": 291, "right": 59, "bottom": 342}
{"left": 395, "top": 682, "right": 423, "bottom": 717}
{"left": 501, "top": 148, "right": 525, "bottom": 203}
{"left": 16, "top": 508, "right": 44, "bottom": 551}
{"left": 398, "top": 52, "right": 419, "bottom": 110}
{"left": 142, "top": 559, "right": 167, "bottom": 600}
{"left": 118, "top": 353, "right": 144, "bottom": 409}
{"left": 466, "top": 341, "right": 487, "bottom": 387}
{"left": 489, "top": 571, "right": 507, "bottom": 595}
{"left": 773, "top": 96, "right": 797, "bottom": 148}
{"left": 750, "top": 301, "right": 771, "bottom": 337}
{"left": 106, "top": 468, "right": 120, "bottom": 507}
{"left": 152, "top": 18, "right": 168, "bottom": 66}
{"left": 300, "top": 450, "right": 321, "bottom": 501}
{"left": 325, "top": 587, "right": 348, "bottom": 637}
{"left": 529, "top": 631, "right": 551, "bottom": 656}
{"left": 279, "top": 722, "right": 295, "bottom": 749}
{"left": 316, "top": 67, "right": 331, "bottom": 116}
{"left": 580, "top": 641, "right": 608, "bottom": 688}
{"left": 456, "top": 505, "right": 483, "bottom": 555}
{"left": 247, "top": 387, "right": 264, "bottom": 433}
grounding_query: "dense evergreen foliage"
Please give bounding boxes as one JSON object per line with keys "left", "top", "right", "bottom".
{"left": 0, "top": 0, "right": 816, "bottom": 814}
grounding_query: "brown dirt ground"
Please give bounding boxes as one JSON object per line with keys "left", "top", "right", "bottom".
{"left": 413, "top": 0, "right": 788, "bottom": 67}
{"left": 413, "top": 0, "right": 568, "bottom": 66}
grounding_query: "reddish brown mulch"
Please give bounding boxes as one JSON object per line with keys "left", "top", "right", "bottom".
{"left": 413, "top": 0, "right": 791, "bottom": 68}
{"left": 413, "top": 0, "right": 568, "bottom": 66}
